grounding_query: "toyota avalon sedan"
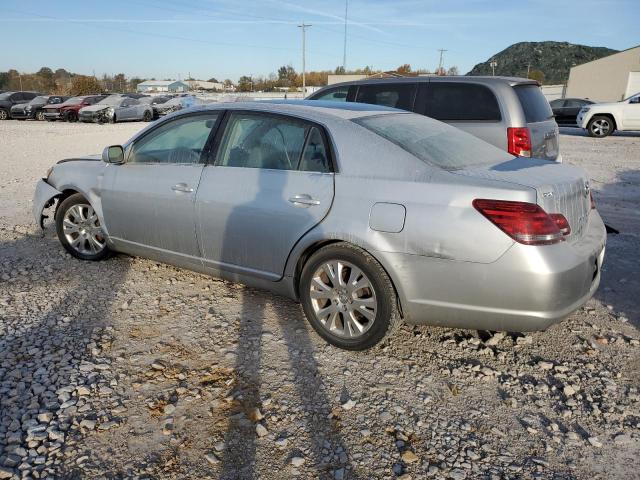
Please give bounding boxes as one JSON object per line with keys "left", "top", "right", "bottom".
{"left": 33, "top": 101, "right": 606, "bottom": 350}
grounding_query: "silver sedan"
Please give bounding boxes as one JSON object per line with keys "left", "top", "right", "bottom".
{"left": 33, "top": 101, "right": 606, "bottom": 350}
{"left": 78, "top": 95, "right": 153, "bottom": 123}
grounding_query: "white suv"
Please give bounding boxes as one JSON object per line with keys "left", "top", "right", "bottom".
{"left": 577, "top": 93, "right": 640, "bottom": 137}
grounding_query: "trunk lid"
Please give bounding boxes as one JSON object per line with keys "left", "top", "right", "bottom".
{"left": 454, "top": 157, "right": 591, "bottom": 242}
{"left": 513, "top": 84, "right": 559, "bottom": 161}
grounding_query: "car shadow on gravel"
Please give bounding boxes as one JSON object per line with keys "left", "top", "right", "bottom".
{"left": 0, "top": 228, "right": 130, "bottom": 478}
{"left": 559, "top": 127, "right": 640, "bottom": 137}
{"left": 592, "top": 169, "right": 640, "bottom": 328}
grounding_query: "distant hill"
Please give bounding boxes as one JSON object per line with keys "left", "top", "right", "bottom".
{"left": 467, "top": 41, "right": 618, "bottom": 84}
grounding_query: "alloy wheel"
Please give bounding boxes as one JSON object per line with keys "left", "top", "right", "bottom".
{"left": 309, "top": 260, "right": 378, "bottom": 338}
{"left": 62, "top": 204, "right": 106, "bottom": 255}
{"left": 0, "top": 110, "right": 8, "bottom": 120}
{"left": 591, "top": 119, "right": 610, "bottom": 137}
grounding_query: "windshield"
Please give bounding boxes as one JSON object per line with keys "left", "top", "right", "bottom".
{"left": 60, "top": 97, "right": 85, "bottom": 106}
{"left": 30, "top": 96, "right": 48, "bottom": 105}
{"left": 96, "top": 96, "right": 123, "bottom": 106}
{"left": 354, "top": 113, "right": 513, "bottom": 170}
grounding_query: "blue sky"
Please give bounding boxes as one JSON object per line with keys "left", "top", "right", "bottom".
{"left": 1, "top": 0, "right": 638, "bottom": 81}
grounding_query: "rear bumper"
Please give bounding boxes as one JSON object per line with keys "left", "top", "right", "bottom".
{"left": 33, "top": 179, "right": 62, "bottom": 228}
{"left": 378, "top": 211, "right": 606, "bottom": 331}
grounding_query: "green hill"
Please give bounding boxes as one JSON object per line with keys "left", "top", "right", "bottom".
{"left": 467, "top": 41, "right": 618, "bottom": 84}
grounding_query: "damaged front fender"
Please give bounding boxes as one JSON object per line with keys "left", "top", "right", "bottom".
{"left": 33, "top": 179, "right": 62, "bottom": 228}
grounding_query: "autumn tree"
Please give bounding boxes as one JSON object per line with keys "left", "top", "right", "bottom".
{"left": 396, "top": 64, "right": 412, "bottom": 74}
{"left": 446, "top": 66, "right": 459, "bottom": 76}
{"left": 528, "top": 69, "right": 545, "bottom": 84}
{"left": 69, "top": 75, "right": 103, "bottom": 95}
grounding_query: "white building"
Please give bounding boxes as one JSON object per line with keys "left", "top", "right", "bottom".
{"left": 187, "top": 80, "right": 225, "bottom": 91}
{"left": 136, "top": 80, "right": 189, "bottom": 93}
{"left": 566, "top": 46, "right": 640, "bottom": 102}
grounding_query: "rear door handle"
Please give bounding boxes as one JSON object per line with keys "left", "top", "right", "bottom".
{"left": 288, "top": 194, "right": 320, "bottom": 206}
{"left": 172, "top": 183, "right": 194, "bottom": 193}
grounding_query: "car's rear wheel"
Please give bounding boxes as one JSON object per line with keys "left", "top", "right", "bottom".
{"left": 66, "top": 111, "right": 78, "bottom": 123}
{"left": 299, "top": 243, "right": 401, "bottom": 350}
{"left": 587, "top": 115, "right": 614, "bottom": 138}
{"left": 143, "top": 110, "right": 152, "bottom": 122}
{"left": 36, "top": 111, "right": 45, "bottom": 121}
{"left": 55, "top": 194, "right": 111, "bottom": 261}
{"left": 0, "top": 109, "right": 8, "bottom": 120}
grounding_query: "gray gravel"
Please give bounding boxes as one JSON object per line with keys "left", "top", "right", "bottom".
{"left": 0, "top": 121, "right": 639, "bottom": 479}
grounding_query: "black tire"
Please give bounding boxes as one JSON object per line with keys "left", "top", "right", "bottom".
{"left": 587, "top": 115, "right": 614, "bottom": 138}
{"left": 299, "top": 243, "right": 401, "bottom": 350}
{"left": 36, "top": 111, "right": 45, "bottom": 121}
{"left": 0, "top": 109, "right": 9, "bottom": 120}
{"left": 109, "top": 113, "right": 116, "bottom": 124}
{"left": 143, "top": 110, "right": 152, "bottom": 122}
{"left": 66, "top": 111, "right": 78, "bottom": 123}
{"left": 55, "top": 194, "right": 112, "bottom": 261}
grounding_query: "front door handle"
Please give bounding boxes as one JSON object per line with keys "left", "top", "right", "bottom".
{"left": 288, "top": 194, "right": 320, "bottom": 206}
{"left": 172, "top": 183, "right": 194, "bottom": 193}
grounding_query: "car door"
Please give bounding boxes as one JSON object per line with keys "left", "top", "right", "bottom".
{"left": 549, "top": 99, "right": 566, "bottom": 124}
{"left": 101, "top": 112, "right": 221, "bottom": 265}
{"left": 195, "top": 111, "right": 335, "bottom": 280}
{"left": 563, "top": 99, "right": 585, "bottom": 125}
{"left": 622, "top": 95, "right": 640, "bottom": 129}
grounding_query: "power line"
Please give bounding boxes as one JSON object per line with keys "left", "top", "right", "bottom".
{"left": 437, "top": 48, "right": 448, "bottom": 72}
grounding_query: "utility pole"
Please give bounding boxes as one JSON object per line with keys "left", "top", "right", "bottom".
{"left": 298, "top": 22, "right": 312, "bottom": 97}
{"left": 342, "top": 0, "right": 348, "bottom": 70}
{"left": 490, "top": 60, "right": 497, "bottom": 76}
{"left": 18, "top": 72, "right": 23, "bottom": 91}
{"left": 526, "top": 63, "right": 531, "bottom": 78}
{"left": 437, "top": 49, "right": 448, "bottom": 75}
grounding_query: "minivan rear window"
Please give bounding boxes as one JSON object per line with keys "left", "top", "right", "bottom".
{"left": 424, "top": 83, "right": 501, "bottom": 121}
{"left": 514, "top": 85, "right": 553, "bottom": 123}
{"left": 355, "top": 83, "right": 416, "bottom": 110}
{"left": 355, "top": 113, "right": 513, "bottom": 170}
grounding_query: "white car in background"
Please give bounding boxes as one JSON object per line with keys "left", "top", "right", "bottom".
{"left": 577, "top": 93, "right": 640, "bottom": 137}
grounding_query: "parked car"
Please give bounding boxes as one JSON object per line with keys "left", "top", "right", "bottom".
{"left": 0, "top": 91, "right": 42, "bottom": 120}
{"left": 78, "top": 95, "right": 153, "bottom": 123}
{"left": 138, "top": 95, "right": 173, "bottom": 119}
{"left": 34, "top": 101, "right": 605, "bottom": 350}
{"left": 43, "top": 95, "right": 107, "bottom": 122}
{"left": 577, "top": 92, "right": 640, "bottom": 137}
{"left": 154, "top": 95, "right": 202, "bottom": 117}
{"left": 10, "top": 95, "right": 68, "bottom": 121}
{"left": 550, "top": 98, "right": 595, "bottom": 126}
{"left": 121, "top": 93, "right": 149, "bottom": 99}
{"left": 308, "top": 77, "right": 560, "bottom": 161}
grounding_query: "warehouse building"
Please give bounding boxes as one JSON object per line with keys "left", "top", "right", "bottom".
{"left": 566, "top": 45, "right": 640, "bottom": 102}
{"left": 136, "top": 80, "right": 189, "bottom": 93}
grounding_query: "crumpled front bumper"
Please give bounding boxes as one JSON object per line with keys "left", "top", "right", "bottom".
{"left": 33, "top": 179, "right": 62, "bottom": 228}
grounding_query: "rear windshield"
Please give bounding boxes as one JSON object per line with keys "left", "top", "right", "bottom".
{"left": 514, "top": 85, "right": 553, "bottom": 123}
{"left": 355, "top": 113, "right": 513, "bottom": 170}
{"left": 61, "top": 97, "right": 84, "bottom": 106}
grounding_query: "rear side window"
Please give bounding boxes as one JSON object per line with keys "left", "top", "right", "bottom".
{"left": 423, "top": 83, "right": 501, "bottom": 121}
{"left": 355, "top": 83, "right": 416, "bottom": 110}
{"left": 313, "top": 86, "right": 349, "bottom": 102}
{"left": 514, "top": 85, "right": 553, "bottom": 123}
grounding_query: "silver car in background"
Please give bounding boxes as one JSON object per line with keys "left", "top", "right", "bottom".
{"left": 33, "top": 101, "right": 605, "bottom": 350}
{"left": 309, "top": 76, "right": 561, "bottom": 162}
{"left": 79, "top": 95, "right": 153, "bottom": 123}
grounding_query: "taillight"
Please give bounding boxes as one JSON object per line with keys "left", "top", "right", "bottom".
{"left": 590, "top": 192, "right": 596, "bottom": 210}
{"left": 473, "top": 199, "right": 565, "bottom": 245}
{"left": 549, "top": 213, "right": 571, "bottom": 236}
{"left": 507, "top": 127, "right": 531, "bottom": 157}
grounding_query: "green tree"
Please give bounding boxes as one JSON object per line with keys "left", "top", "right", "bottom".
{"left": 207, "top": 77, "right": 219, "bottom": 83}
{"left": 237, "top": 76, "right": 253, "bottom": 92}
{"left": 334, "top": 66, "right": 345, "bottom": 75}
{"left": 113, "top": 73, "right": 127, "bottom": 92}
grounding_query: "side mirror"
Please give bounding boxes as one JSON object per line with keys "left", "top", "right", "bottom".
{"left": 103, "top": 145, "right": 125, "bottom": 164}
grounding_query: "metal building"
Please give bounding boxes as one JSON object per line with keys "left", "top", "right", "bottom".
{"left": 566, "top": 46, "right": 640, "bottom": 102}
{"left": 136, "top": 80, "right": 189, "bottom": 93}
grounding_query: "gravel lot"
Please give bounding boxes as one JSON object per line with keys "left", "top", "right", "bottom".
{"left": 0, "top": 121, "right": 639, "bottom": 480}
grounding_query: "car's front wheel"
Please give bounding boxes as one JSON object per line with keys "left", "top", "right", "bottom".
{"left": 66, "top": 111, "right": 78, "bottom": 123}
{"left": 299, "top": 243, "right": 401, "bottom": 350}
{"left": 36, "top": 111, "right": 45, "bottom": 121}
{"left": 55, "top": 194, "right": 111, "bottom": 261}
{"left": 143, "top": 110, "right": 152, "bottom": 122}
{"left": 587, "top": 115, "right": 614, "bottom": 137}
{"left": 0, "top": 109, "right": 9, "bottom": 120}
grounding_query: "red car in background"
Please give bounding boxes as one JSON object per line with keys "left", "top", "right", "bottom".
{"left": 43, "top": 95, "right": 107, "bottom": 122}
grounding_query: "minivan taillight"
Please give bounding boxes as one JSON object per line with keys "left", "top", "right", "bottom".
{"left": 507, "top": 127, "right": 531, "bottom": 157}
{"left": 473, "top": 199, "right": 565, "bottom": 245}
{"left": 590, "top": 192, "right": 596, "bottom": 210}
